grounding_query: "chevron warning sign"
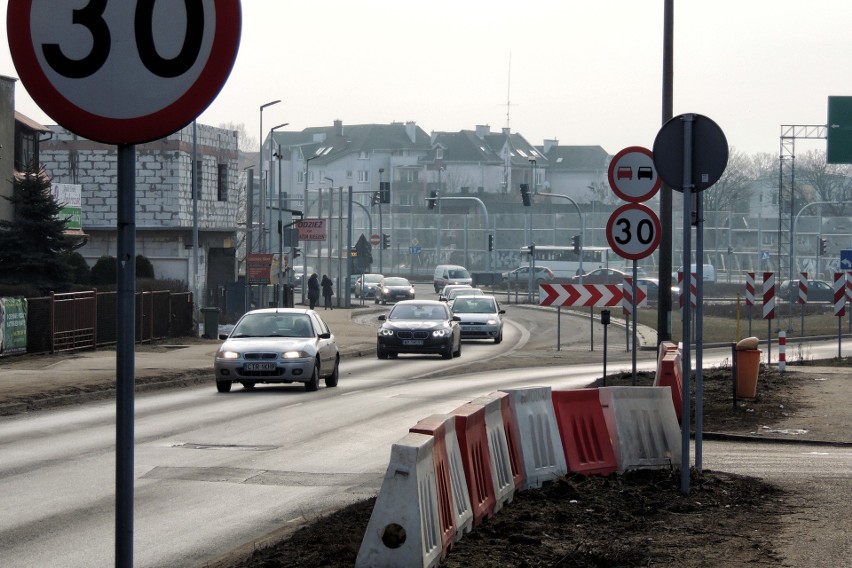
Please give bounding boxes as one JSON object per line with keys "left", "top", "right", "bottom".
{"left": 539, "top": 283, "right": 624, "bottom": 307}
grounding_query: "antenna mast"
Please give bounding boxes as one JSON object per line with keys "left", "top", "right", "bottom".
{"left": 506, "top": 53, "right": 512, "bottom": 129}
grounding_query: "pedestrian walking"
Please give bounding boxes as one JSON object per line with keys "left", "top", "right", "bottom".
{"left": 321, "top": 275, "right": 334, "bottom": 310}
{"left": 307, "top": 273, "right": 320, "bottom": 310}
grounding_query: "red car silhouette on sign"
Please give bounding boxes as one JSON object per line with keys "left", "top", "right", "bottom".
{"left": 617, "top": 166, "right": 632, "bottom": 180}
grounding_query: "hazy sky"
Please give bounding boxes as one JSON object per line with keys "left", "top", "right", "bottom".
{"left": 3, "top": 1, "right": 851, "bottom": 156}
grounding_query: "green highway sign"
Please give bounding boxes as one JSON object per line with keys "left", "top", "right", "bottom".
{"left": 827, "top": 96, "right": 852, "bottom": 164}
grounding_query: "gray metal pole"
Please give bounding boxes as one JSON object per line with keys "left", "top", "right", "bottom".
{"left": 115, "top": 144, "right": 136, "bottom": 567}
{"left": 346, "top": 186, "right": 354, "bottom": 308}
{"left": 681, "top": 114, "right": 695, "bottom": 495}
{"left": 192, "top": 122, "right": 200, "bottom": 315}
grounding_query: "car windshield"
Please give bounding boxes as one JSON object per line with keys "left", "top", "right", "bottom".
{"left": 231, "top": 314, "right": 313, "bottom": 338}
{"left": 382, "top": 277, "right": 410, "bottom": 286}
{"left": 448, "top": 288, "right": 483, "bottom": 300}
{"left": 390, "top": 304, "right": 446, "bottom": 320}
{"left": 452, "top": 298, "right": 496, "bottom": 313}
{"left": 448, "top": 269, "right": 469, "bottom": 278}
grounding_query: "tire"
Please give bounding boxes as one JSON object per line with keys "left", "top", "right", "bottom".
{"left": 374, "top": 296, "right": 379, "bottom": 305}
{"left": 453, "top": 338, "right": 462, "bottom": 358}
{"left": 216, "top": 381, "right": 231, "bottom": 393}
{"left": 325, "top": 356, "right": 340, "bottom": 388}
{"left": 441, "top": 342, "right": 453, "bottom": 359}
{"left": 377, "top": 343, "right": 389, "bottom": 360}
{"left": 305, "top": 361, "right": 320, "bottom": 392}
{"left": 494, "top": 330, "right": 503, "bottom": 344}
{"left": 240, "top": 382, "right": 256, "bottom": 390}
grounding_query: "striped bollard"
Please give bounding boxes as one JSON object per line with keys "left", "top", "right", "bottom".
{"left": 745, "top": 272, "right": 755, "bottom": 336}
{"left": 834, "top": 273, "right": 847, "bottom": 358}
{"left": 778, "top": 330, "right": 786, "bottom": 373}
{"left": 763, "top": 272, "right": 775, "bottom": 363}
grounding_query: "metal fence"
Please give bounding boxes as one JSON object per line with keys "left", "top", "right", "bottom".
{"left": 25, "top": 290, "right": 194, "bottom": 354}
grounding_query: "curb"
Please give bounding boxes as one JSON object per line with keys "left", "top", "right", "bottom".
{"left": 700, "top": 431, "right": 852, "bottom": 447}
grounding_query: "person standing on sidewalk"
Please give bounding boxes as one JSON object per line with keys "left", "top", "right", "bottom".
{"left": 321, "top": 275, "right": 334, "bottom": 310}
{"left": 307, "top": 273, "right": 320, "bottom": 310}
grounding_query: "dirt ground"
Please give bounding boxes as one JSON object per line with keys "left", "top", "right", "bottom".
{"left": 227, "top": 360, "right": 852, "bottom": 568}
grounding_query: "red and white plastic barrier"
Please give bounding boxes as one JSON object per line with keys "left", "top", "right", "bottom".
{"left": 470, "top": 394, "right": 516, "bottom": 513}
{"left": 451, "top": 403, "right": 496, "bottom": 527}
{"left": 356, "top": 432, "right": 443, "bottom": 568}
{"left": 551, "top": 389, "right": 617, "bottom": 476}
{"left": 499, "top": 386, "right": 567, "bottom": 489}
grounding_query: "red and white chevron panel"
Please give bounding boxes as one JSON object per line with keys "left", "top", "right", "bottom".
{"left": 677, "top": 271, "right": 697, "bottom": 309}
{"left": 846, "top": 270, "right": 852, "bottom": 302}
{"left": 744, "top": 272, "right": 755, "bottom": 306}
{"left": 621, "top": 278, "right": 648, "bottom": 316}
{"left": 834, "top": 272, "right": 847, "bottom": 317}
{"left": 762, "top": 272, "right": 775, "bottom": 320}
{"left": 539, "top": 283, "right": 623, "bottom": 307}
{"left": 798, "top": 272, "right": 808, "bottom": 304}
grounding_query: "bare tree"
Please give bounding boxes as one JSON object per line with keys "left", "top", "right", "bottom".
{"left": 219, "top": 122, "right": 257, "bottom": 153}
{"left": 703, "top": 148, "right": 755, "bottom": 215}
{"left": 795, "top": 149, "right": 852, "bottom": 216}
{"left": 587, "top": 174, "right": 620, "bottom": 205}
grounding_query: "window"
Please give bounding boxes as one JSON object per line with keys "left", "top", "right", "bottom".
{"left": 15, "top": 129, "right": 36, "bottom": 170}
{"left": 346, "top": 170, "right": 353, "bottom": 179}
{"left": 358, "top": 170, "right": 369, "bottom": 183}
{"left": 194, "top": 159, "right": 203, "bottom": 198}
{"left": 402, "top": 170, "right": 419, "bottom": 183}
{"left": 217, "top": 164, "right": 228, "bottom": 201}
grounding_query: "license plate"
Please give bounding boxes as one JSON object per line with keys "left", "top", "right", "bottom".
{"left": 402, "top": 340, "right": 424, "bottom": 346}
{"left": 461, "top": 325, "right": 476, "bottom": 331}
{"left": 245, "top": 362, "right": 276, "bottom": 371}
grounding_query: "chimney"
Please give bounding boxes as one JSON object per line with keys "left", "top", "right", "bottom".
{"left": 334, "top": 119, "right": 343, "bottom": 137}
{"left": 543, "top": 139, "right": 558, "bottom": 153}
{"left": 405, "top": 121, "right": 416, "bottom": 143}
{"left": 502, "top": 127, "right": 511, "bottom": 136}
{"left": 475, "top": 125, "right": 490, "bottom": 139}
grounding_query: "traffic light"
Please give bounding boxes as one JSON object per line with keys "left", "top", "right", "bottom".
{"left": 527, "top": 243, "right": 535, "bottom": 256}
{"left": 520, "top": 183, "right": 531, "bottom": 206}
{"left": 379, "top": 181, "right": 391, "bottom": 204}
{"left": 382, "top": 233, "right": 391, "bottom": 249}
{"left": 371, "top": 191, "right": 380, "bottom": 205}
{"left": 488, "top": 234, "right": 494, "bottom": 252}
{"left": 427, "top": 189, "right": 438, "bottom": 210}
{"left": 571, "top": 234, "right": 581, "bottom": 254}
{"left": 818, "top": 237, "right": 827, "bottom": 256}
{"left": 292, "top": 246, "right": 301, "bottom": 259}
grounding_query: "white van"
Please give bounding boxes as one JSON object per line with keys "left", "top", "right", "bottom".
{"left": 433, "top": 264, "right": 472, "bottom": 293}
{"left": 673, "top": 264, "right": 717, "bottom": 283}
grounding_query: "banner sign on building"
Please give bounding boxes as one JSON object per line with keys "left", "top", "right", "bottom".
{"left": 0, "top": 297, "right": 28, "bottom": 356}
{"left": 52, "top": 183, "right": 82, "bottom": 230}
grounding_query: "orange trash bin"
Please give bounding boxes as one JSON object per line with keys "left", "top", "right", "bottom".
{"left": 735, "top": 349, "right": 761, "bottom": 398}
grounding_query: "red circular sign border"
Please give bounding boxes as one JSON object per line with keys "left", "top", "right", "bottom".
{"left": 7, "top": 0, "right": 241, "bottom": 145}
{"left": 607, "top": 146, "right": 662, "bottom": 203}
{"left": 606, "top": 202, "right": 662, "bottom": 261}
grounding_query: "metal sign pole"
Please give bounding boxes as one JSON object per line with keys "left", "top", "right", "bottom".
{"left": 680, "top": 114, "right": 695, "bottom": 495}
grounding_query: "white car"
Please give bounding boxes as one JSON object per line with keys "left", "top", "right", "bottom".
{"left": 214, "top": 308, "right": 339, "bottom": 393}
{"left": 450, "top": 295, "right": 505, "bottom": 343}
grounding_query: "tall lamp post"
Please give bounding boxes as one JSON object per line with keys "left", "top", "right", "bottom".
{"left": 258, "top": 100, "right": 280, "bottom": 307}
{"left": 301, "top": 152, "right": 321, "bottom": 304}
{"left": 269, "top": 123, "right": 289, "bottom": 305}
{"left": 378, "top": 168, "right": 385, "bottom": 274}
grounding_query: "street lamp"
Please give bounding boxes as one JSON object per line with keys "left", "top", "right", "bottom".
{"left": 268, "top": 123, "right": 288, "bottom": 306}
{"left": 378, "top": 168, "right": 385, "bottom": 274}
{"left": 301, "top": 152, "right": 321, "bottom": 304}
{"left": 268, "top": 122, "right": 288, "bottom": 253}
{"left": 258, "top": 100, "right": 281, "bottom": 256}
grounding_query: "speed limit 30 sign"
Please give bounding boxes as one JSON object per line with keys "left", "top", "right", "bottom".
{"left": 606, "top": 203, "right": 661, "bottom": 260}
{"left": 7, "top": 0, "right": 241, "bottom": 145}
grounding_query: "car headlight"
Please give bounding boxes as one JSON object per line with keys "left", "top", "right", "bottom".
{"left": 217, "top": 350, "right": 240, "bottom": 359}
{"left": 486, "top": 318, "right": 498, "bottom": 325}
{"left": 432, "top": 329, "right": 450, "bottom": 338}
{"left": 379, "top": 328, "right": 395, "bottom": 337}
{"left": 283, "top": 350, "right": 310, "bottom": 359}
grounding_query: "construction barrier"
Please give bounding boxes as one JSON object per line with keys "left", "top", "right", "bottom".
{"left": 500, "top": 386, "right": 567, "bottom": 489}
{"left": 551, "top": 388, "right": 617, "bottom": 476}
{"left": 451, "top": 403, "right": 496, "bottom": 527}
{"left": 598, "top": 386, "right": 681, "bottom": 472}
{"left": 654, "top": 349, "right": 683, "bottom": 421}
{"left": 356, "top": 432, "right": 442, "bottom": 568}
{"left": 410, "top": 414, "right": 473, "bottom": 552}
{"left": 481, "top": 390, "right": 525, "bottom": 491}
{"left": 470, "top": 394, "right": 516, "bottom": 513}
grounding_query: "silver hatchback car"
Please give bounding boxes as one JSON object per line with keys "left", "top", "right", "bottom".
{"left": 214, "top": 308, "right": 339, "bottom": 393}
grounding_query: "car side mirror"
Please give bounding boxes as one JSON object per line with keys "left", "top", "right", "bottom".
{"left": 218, "top": 333, "right": 229, "bottom": 340}
{"left": 498, "top": 310, "right": 506, "bottom": 314}
{"left": 318, "top": 332, "right": 331, "bottom": 339}
{"left": 451, "top": 315, "right": 461, "bottom": 322}
{"left": 378, "top": 315, "right": 387, "bottom": 321}
{"left": 439, "top": 297, "right": 447, "bottom": 302}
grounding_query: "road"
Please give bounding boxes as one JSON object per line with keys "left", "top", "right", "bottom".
{"left": 0, "top": 298, "right": 848, "bottom": 567}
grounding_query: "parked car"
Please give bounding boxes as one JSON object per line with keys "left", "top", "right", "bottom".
{"left": 293, "top": 265, "right": 316, "bottom": 288}
{"left": 635, "top": 277, "right": 680, "bottom": 305}
{"left": 451, "top": 294, "right": 505, "bottom": 343}
{"left": 214, "top": 308, "right": 339, "bottom": 393}
{"left": 672, "top": 264, "right": 717, "bottom": 283}
{"left": 374, "top": 276, "right": 416, "bottom": 304}
{"left": 438, "top": 283, "right": 473, "bottom": 301}
{"left": 353, "top": 273, "right": 384, "bottom": 298}
{"left": 501, "top": 266, "right": 554, "bottom": 286}
{"left": 778, "top": 279, "right": 834, "bottom": 302}
{"left": 569, "top": 267, "right": 630, "bottom": 284}
{"left": 376, "top": 300, "right": 461, "bottom": 359}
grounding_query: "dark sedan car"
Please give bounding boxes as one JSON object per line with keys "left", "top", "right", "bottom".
{"left": 569, "top": 267, "right": 630, "bottom": 284}
{"left": 376, "top": 300, "right": 461, "bottom": 359}
{"left": 778, "top": 279, "right": 834, "bottom": 302}
{"left": 374, "top": 276, "right": 415, "bottom": 305}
